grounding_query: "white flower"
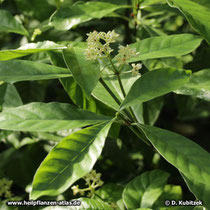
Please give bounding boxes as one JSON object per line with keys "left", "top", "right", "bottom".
{"left": 131, "top": 63, "right": 142, "bottom": 76}
{"left": 116, "top": 45, "right": 139, "bottom": 66}
{"left": 71, "top": 185, "right": 80, "bottom": 196}
{"left": 103, "top": 30, "right": 119, "bottom": 43}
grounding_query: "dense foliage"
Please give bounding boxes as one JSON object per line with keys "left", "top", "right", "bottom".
{"left": 0, "top": 0, "right": 210, "bottom": 209}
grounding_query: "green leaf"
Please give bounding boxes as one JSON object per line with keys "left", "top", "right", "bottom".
{"left": 138, "top": 124, "right": 210, "bottom": 209}
{"left": 95, "top": 183, "right": 124, "bottom": 204}
{"left": 30, "top": 121, "right": 113, "bottom": 199}
{"left": 15, "top": 0, "right": 55, "bottom": 21}
{"left": 49, "top": 51, "right": 111, "bottom": 115}
{"left": 140, "top": 0, "right": 165, "bottom": 7}
{"left": 0, "top": 10, "right": 28, "bottom": 36}
{"left": 143, "top": 97, "right": 164, "bottom": 125}
{"left": 128, "top": 34, "right": 202, "bottom": 62}
{"left": 0, "top": 41, "right": 66, "bottom": 61}
{"left": 167, "top": 0, "right": 210, "bottom": 44}
{"left": 122, "top": 170, "right": 169, "bottom": 209}
{"left": 0, "top": 60, "right": 71, "bottom": 83}
{"left": 181, "top": 173, "right": 210, "bottom": 209}
{"left": 121, "top": 68, "right": 191, "bottom": 109}
{"left": 49, "top": 2, "right": 128, "bottom": 30}
{"left": 175, "top": 69, "right": 210, "bottom": 101}
{"left": 153, "top": 184, "right": 182, "bottom": 209}
{"left": 75, "top": 198, "right": 113, "bottom": 210}
{"left": 43, "top": 198, "right": 113, "bottom": 210}
{"left": 92, "top": 79, "right": 120, "bottom": 111}
{"left": 60, "top": 77, "right": 113, "bottom": 115}
{"left": 63, "top": 48, "right": 100, "bottom": 99}
{"left": 0, "top": 102, "right": 111, "bottom": 132}
{"left": 93, "top": 63, "right": 140, "bottom": 111}
{"left": 0, "top": 83, "right": 22, "bottom": 111}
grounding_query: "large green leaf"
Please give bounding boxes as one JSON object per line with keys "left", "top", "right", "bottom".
{"left": 0, "top": 83, "right": 22, "bottom": 111}
{"left": 175, "top": 69, "right": 210, "bottom": 101}
{"left": 0, "top": 60, "right": 71, "bottom": 83}
{"left": 167, "top": 0, "right": 210, "bottom": 44}
{"left": 0, "top": 41, "right": 66, "bottom": 61}
{"left": 143, "top": 97, "right": 164, "bottom": 126}
{"left": 49, "top": 2, "right": 128, "bottom": 30}
{"left": 122, "top": 170, "right": 169, "bottom": 209}
{"left": 181, "top": 173, "right": 209, "bottom": 209}
{"left": 30, "top": 121, "right": 113, "bottom": 199}
{"left": 63, "top": 48, "right": 100, "bottom": 99}
{"left": 128, "top": 34, "right": 202, "bottom": 62}
{"left": 0, "top": 102, "right": 111, "bottom": 132}
{"left": 152, "top": 184, "right": 182, "bottom": 209}
{"left": 95, "top": 183, "right": 124, "bottom": 204}
{"left": 140, "top": 0, "right": 165, "bottom": 7}
{"left": 121, "top": 68, "right": 191, "bottom": 109}
{"left": 0, "top": 10, "right": 28, "bottom": 36}
{"left": 138, "top": 124, "right": 210, "bottom": 209}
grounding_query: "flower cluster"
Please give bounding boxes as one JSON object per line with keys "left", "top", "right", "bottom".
{"left": 85, "top": 30, "right": 142, "bottom": 76}
{"left": 116, "top": 45, "right": 139, "bottom": 66}
{"left": 71, "top": 170, "right": 103, "bottom": 197}
{"left": 85, "top": 30, "right": 119, "bottom": 60}
{"left": 0, "top": 178, "right": 13, "bottom": 199}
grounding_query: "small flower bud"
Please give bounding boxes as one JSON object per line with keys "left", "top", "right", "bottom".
{"left": 116, "top": 45, "right": 139, "bottom": 66}
{"left": 131, "top": 63, "right": 142, "bottom": 76}
{"left": 71, "top": 185, "right": 80, "bottom": 196}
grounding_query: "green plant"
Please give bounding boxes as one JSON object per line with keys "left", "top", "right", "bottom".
{"left": 0, "top": 0, "right": 210, "bottom": 209}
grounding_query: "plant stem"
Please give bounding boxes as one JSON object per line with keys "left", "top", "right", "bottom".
{"left": 100, "top": 78, "right": 149, "bottom": 147}
{"left": 99, "top": 78, "right": 121, "bottom": 106}
{"left": 129, "top": 107, "right": 138, "bottom": 123}
{"left": 107, "top": 54, "right": 118, "bottom": 73}
{"left": 99, "top": 78, "right": 133, "bottom": 122}
{"left": 107, "top": 54, "right": 139, "bottom": 123}
{"left": 129, "top": 126, "right": 150, "bottom": 146}
{"left": 117, "top": 74, "right": 126, "bottom": 97}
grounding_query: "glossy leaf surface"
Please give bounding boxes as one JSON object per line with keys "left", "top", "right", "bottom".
{"left": 153, "top": 184, "right": 182, "bottom": 209}
{"left": 49, "top": 51, "right": 108, "bottom": 114}
{"left": 0, "top": 41, "right": 66, "bottom": 61}
{"left": 0, "top": 102, "right": 111, "bottom": 132}
{"left": 63, "top": 48, "right": 100, "bottom": 98}
{"left": 167, "top": 0, "right": 210, "bottom": 44}
{"left": 121, "top": 68, "right": 191, "bottom": 109}
{"left": 122, "top": 170, "right": 169, "bottom": 209}
{"left": 0, "top": 10, "right": 28, "bottom": 35}
{"left": 30, "top": 121, "right": 113, "bottom": 199}
{"left": 0, "top": 83, "right": 22, "bottom": 111}
{"left": 138, "top": 124, "right": 210, "bottom": 209}
{"left": 0, "top": 60, "right": 71, "bottom": 83}
{"left": 95, "top": 183, "right": 124, "bottom": 204}
{"left": 74, "top": 198, "right": 112, "bottom": 210}
{"left": 143, "top": 97, "right": 164, "bottom": 126}
{"left": 175, "top": 69, "right": 210, "bottom": 101}
{"left": 50, "top": 2, "right": 128, "bottom": 30}
{"left": 129, "top": 34, "right": 202, "bottom": 62}
{"left": 181, "top": 173, "right": 210, "bottom": 209}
